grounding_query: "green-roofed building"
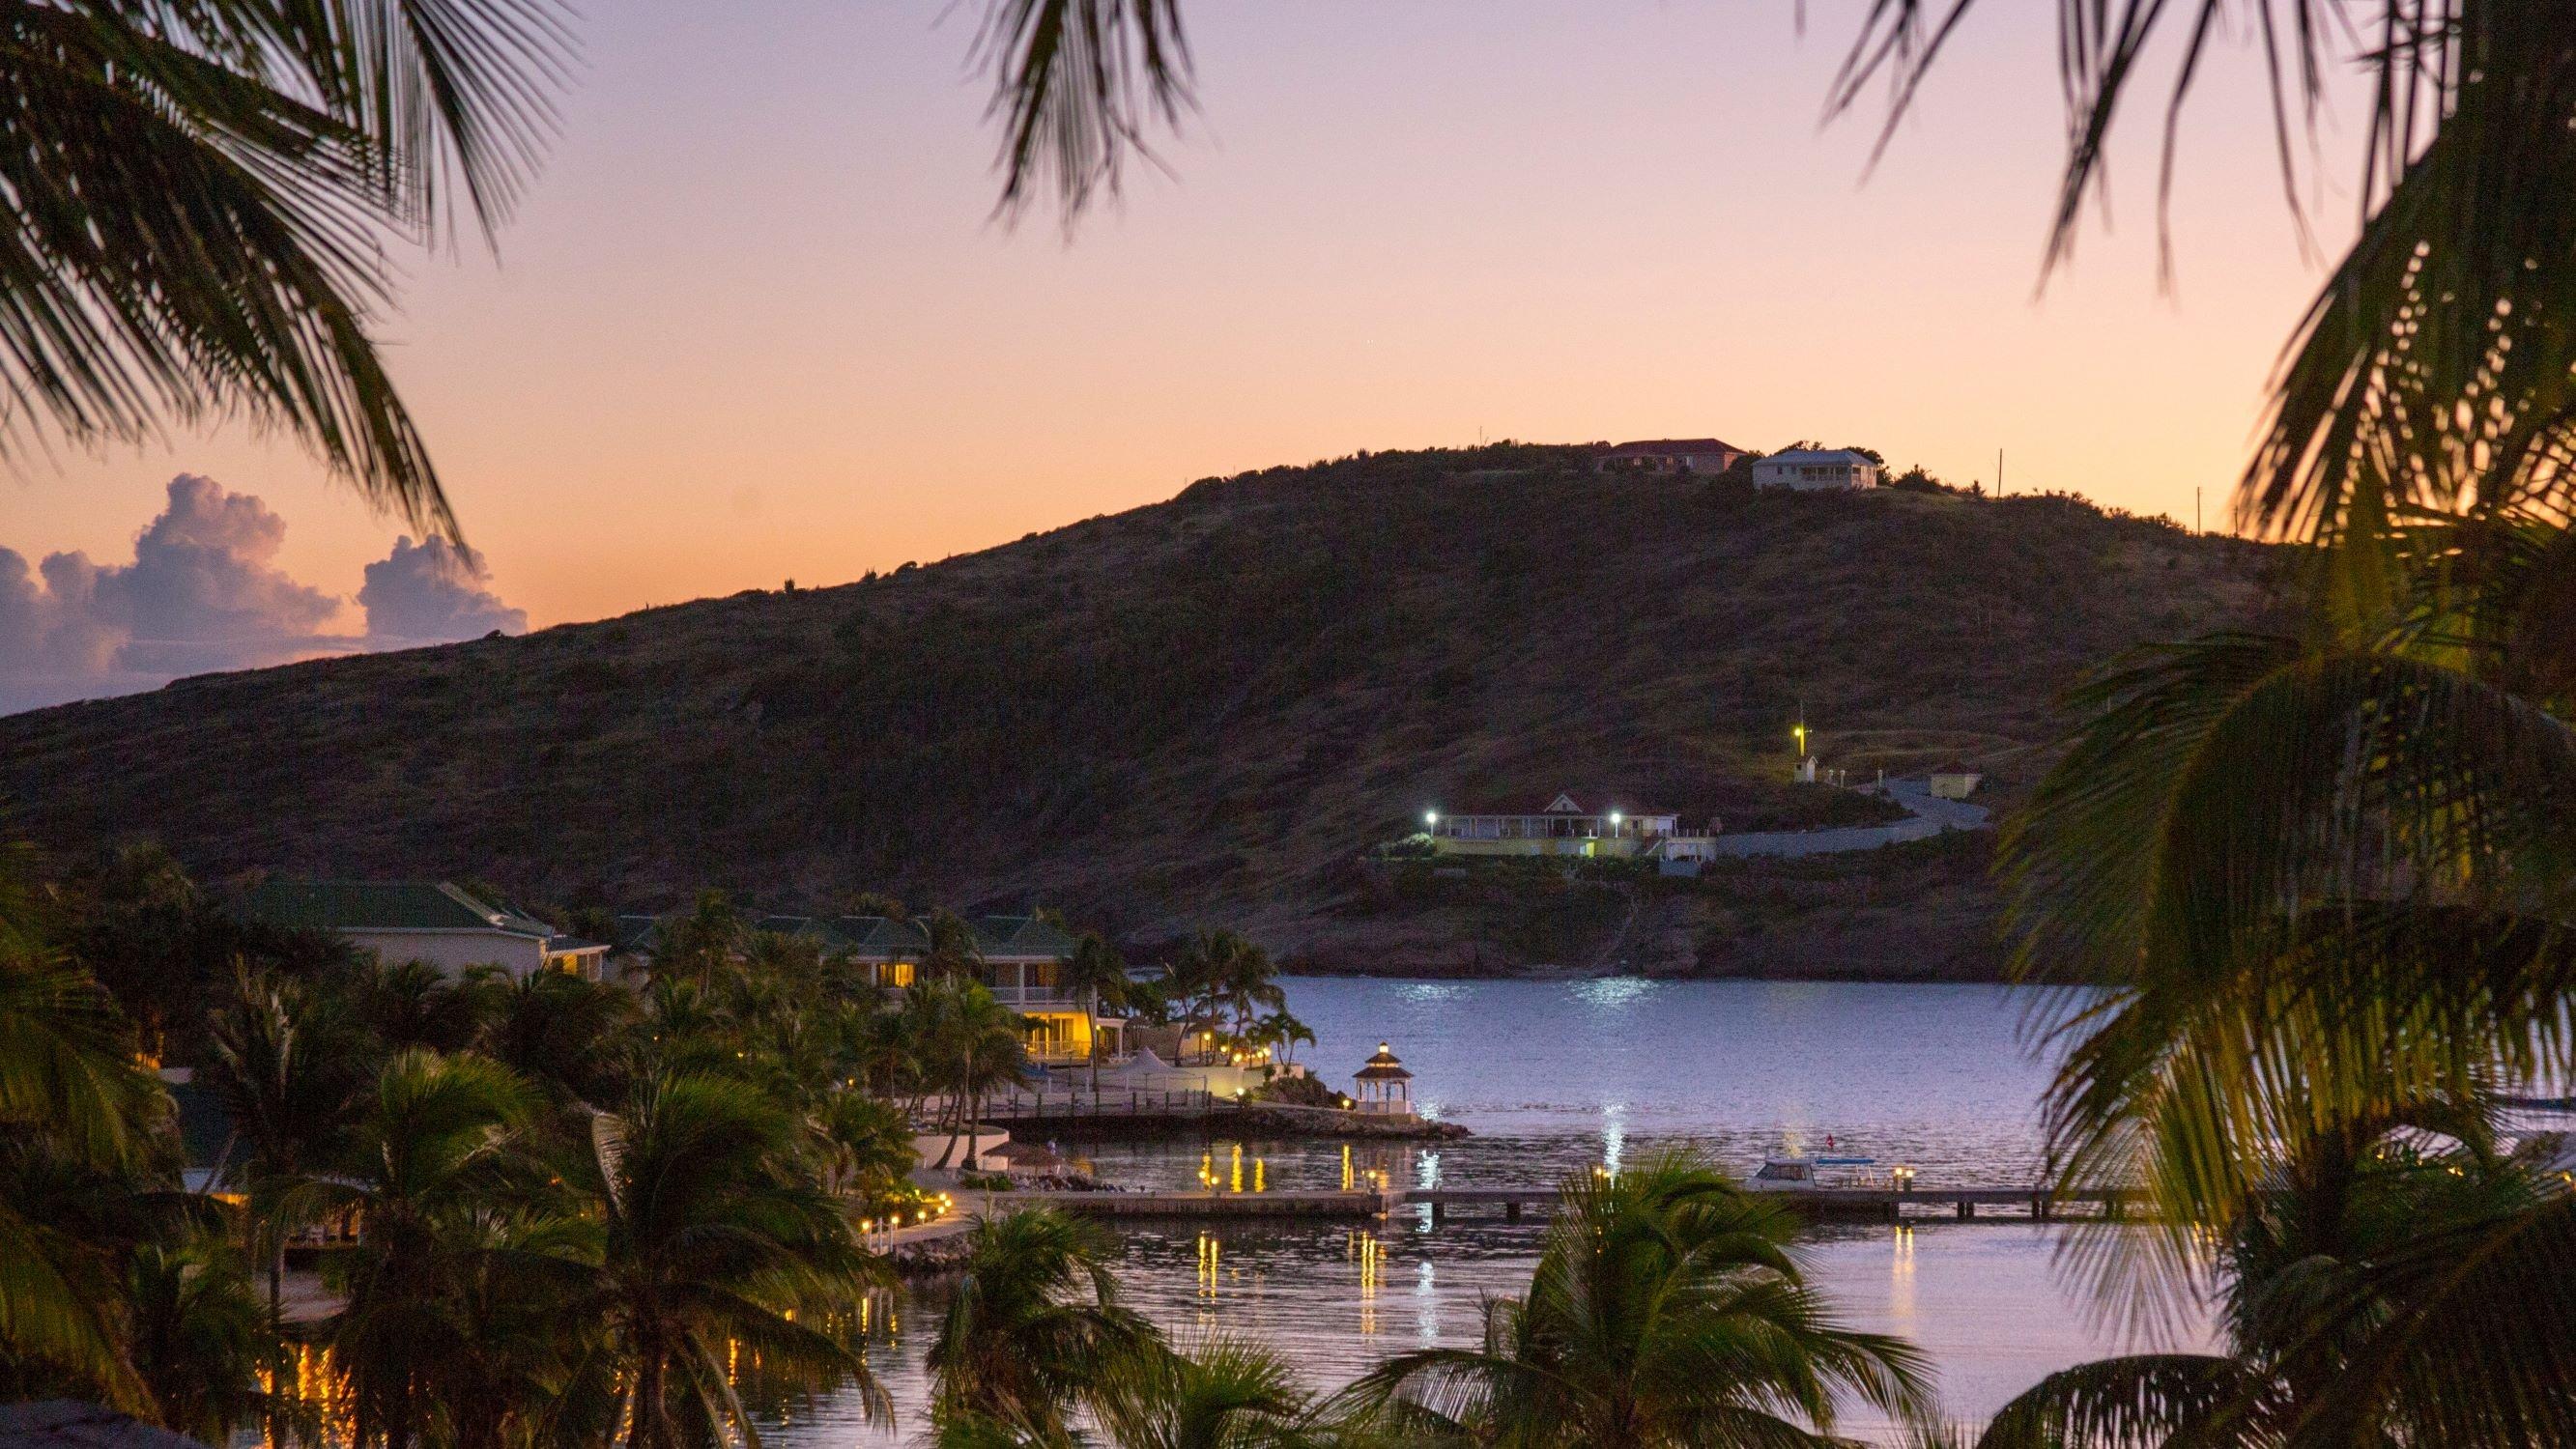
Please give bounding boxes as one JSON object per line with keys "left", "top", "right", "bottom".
{"left": 233, "top": 878, "right": 608, "bottom": 980}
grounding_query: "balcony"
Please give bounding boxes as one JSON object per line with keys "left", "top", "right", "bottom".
{"left": 985, "top": 982, "right": 1083, "bottom": 1009}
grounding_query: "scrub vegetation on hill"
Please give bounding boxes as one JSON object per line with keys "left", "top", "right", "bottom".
{"left": 0, "top": 445, "right": 2274, "bottom": 977}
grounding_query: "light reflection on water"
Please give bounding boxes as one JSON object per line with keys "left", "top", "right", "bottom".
{"left": 769, "top": 979, "right": 2218, "bottom": 1445}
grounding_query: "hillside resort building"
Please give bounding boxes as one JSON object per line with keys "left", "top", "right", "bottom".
{"left": 1423, "top": 792, "right": 1721, "bottom": 863}
{"left": 237, "top": 880, "right": 1115, "bottom": 1065}
{"left": 234, "top": 878, "right": 610, "bottom": 980}
{"left": 1751, "top": 448, "right": 1881, "bottom": 491}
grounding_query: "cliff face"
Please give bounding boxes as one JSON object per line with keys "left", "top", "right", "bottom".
{"left": 0, "top": 445, "right": 2273, "bottom": 977}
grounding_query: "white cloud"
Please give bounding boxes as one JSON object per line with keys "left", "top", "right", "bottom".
{"left": 0, "top": 475, "right": 528, "bottom": 715}
{"left": 360, "top": 535, "right": 529, "bottom": 645}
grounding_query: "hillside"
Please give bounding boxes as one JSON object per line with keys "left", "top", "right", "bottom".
{"left": 0, "top": 446, "right": 2275, "bottom": 978}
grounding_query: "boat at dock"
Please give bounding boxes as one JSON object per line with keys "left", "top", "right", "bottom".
{"left": 1748, "top": 1153, "right": 1907, "bottom": 1192}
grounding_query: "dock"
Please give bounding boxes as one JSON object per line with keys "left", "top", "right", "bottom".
{"left": 976, "top": 1188, "right": 1388, "bottom": 1218}
{"left": 1405, "top": 1184, "right": 2144, "bottom": 1222}
{"left": 961, "top": 1183, "right": 2142, "bottom": 1223}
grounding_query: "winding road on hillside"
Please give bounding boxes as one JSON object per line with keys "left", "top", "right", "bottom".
{"left": 1707, "top": 779, "right": 1990, "bottom": 860}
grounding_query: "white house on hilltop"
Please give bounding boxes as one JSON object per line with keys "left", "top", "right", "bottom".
{"left": 1752, "top": 449, "right": 1880, "bottom": 492}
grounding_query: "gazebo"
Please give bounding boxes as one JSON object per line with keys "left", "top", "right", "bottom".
{"left": 1354, "top": 1041, "right": 1416, "bottom": 1119}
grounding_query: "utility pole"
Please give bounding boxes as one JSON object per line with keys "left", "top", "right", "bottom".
{"left": 2195, "top": 487, "right": 2202, "bottom": 534}
{"left": 1996, "top": 448, "right": 2005, "bottom": 498}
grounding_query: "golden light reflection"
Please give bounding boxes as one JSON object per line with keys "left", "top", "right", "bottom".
{"left": 1889, "top": 1224, "right": 1918, "bottom": 1331}
{"left": 1341, "top": 1144, "right": 1354, "bottom": 1192}
{"left": 1197, "top": 1232, "right": 1220, "bottom": 1300}
{"left": 1353, "top": 1230, "right": 1382, "bottom": 1335}
{"left": 262, "top": 1343, "right": 354, "bottom": 1448}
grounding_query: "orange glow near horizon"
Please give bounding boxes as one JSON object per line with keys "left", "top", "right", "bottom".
{"left": 2, "top": 3, "right": 2361, "bottom": 635}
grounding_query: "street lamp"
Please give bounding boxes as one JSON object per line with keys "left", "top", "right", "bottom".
{"left": 1424, "top": 810, "right": 1439, "bottom": 830}
{"left": 1609, "top": 810, "right": 1622, "bottom": 837}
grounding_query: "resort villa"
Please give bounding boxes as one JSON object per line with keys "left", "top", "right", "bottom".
{"left": 233, "top": 879, "right": 611, "bottom": 980}
{"left": 1589, "top": 438, "right": 1747, "bottom": 476}
{"left": 751, "top": 913, "right": 1122, "bottom": 1065}
{"left": 1423, "top": 792, "right": 1721, "bottom": 863}
{"left": 1751, "top": 448, "right": 1881, "bottom": 491}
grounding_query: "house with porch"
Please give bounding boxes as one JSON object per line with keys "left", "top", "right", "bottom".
{"left": 1751, "top": 448, "right": 1881, "bottom": 491}
{"left": 1423, "top": 791, "right": 1721, "bottom": 862}
{"left": 234, "top": 879, "right": 609, "bottom": 980}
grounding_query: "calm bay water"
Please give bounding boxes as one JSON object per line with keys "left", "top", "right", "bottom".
{"left": 771, "top": 979, "right": 2217, "bottom": 1445}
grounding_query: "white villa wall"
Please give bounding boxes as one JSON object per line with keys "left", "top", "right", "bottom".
{"left": 1752, "top": 458, "right": 1880, "bottom": 492}
{"left": 348, "top": 928, "right": 547, "bottom": 979}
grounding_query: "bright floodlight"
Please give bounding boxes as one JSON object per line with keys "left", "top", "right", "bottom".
{"left": 1424, "top": 810, "right": 1438, "bottom": 826}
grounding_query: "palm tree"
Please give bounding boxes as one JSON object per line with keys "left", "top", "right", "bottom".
{"left": 1246, "top": 1009, "right": 1313, "bottom": 1071}
{"left": 1172, "top": 930, "right": 1273, "bottom": 1063}
{"left": 1059, "top": 932, "right": 1131, "bottom": 1091}
{"left": 204, "top": 966, "right": 371, "bottom": 1325}
{"left": 355, "top": 957, "right": 491, "bottom": 1054}
{"left": 472, "top": 966, "right": 638, "bottom": 1109}
{"left": 315, "top": 1049, "right": 543, "bottom": 1449}
{"left": 652, "top": 891, "right": 753, "bottom": 991}
{"left": 0, "top": 844, "right": 172, "bottom": 1406}
{"left": 1969, "top": 1114, "right": 2553, "bottom": 1448}
{"left": 579, "top": 1070, "right": 883, "bottom": 1449}
{"left": 301, "top": 1048, "right": 598, "bottom": 1449}
{"left": 0, "top": 0, "right": 575, "bottom": 533}
{"left": 1345, "top": 1150, "right": 1933, "bottom": 1447}
{"left": 927, "top": 1207, "right": 1161, "bottom": 1442}
{"left": 1091, "top": 1335, "right": 1325, "bottom": 1449}
{"left": 911, "top": 976, "right": 1030, "bottom": 1171}
{"left": 924, "top": 909, "right": 987, "bottom": 982}
{"left": 122, "top": 1230, "right": 295, "bottom": 1445}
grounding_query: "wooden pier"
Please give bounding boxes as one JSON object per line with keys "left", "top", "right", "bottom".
{"left": 965, "top": 1184, "right": 2141, "bottom": 1224}
{"left": 976, "top": 1188, "right": 1388, "bottom": 1219}
{"left": 1404, "top": 1184, "right": 2144, "bottom": 1223}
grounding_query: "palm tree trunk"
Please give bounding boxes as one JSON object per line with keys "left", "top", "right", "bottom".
{"left": 627, "top": 1346, "right": 663, "bottom": 1449}
{"left": 937, "top": 1048, "right": 971, "bottom": 1170}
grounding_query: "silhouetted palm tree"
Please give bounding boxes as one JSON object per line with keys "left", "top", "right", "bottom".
{"left": 1971, "top": 1114, "right": 2554, "bottom": 1448}
{"left": 579, "top": 1071, "right": 882, "bottom": 1449}
{"left": 1345, "top": 1151, "right": 1933, "bottom": 1447}
{"left": 472, "top": 966, "right": 638, "bottom": 1109}
{"left": 122, "top": 1231, "right": 295, "bottom": 1445}
{"left": 205, "top": 967, "right": 370, "bottom": 1323}
{"left": 1092, "top": 1335, "right": 1326, "bottom": 1449}
{"left": 928, "top": 1207, "right": 1160, "bottom": 1442}
{"left": 912, "top": 977, "right": 1030, "bottom": 1170}
{"left": 0, "top": 0, "right": 575, "bottom": 532}
{"left": 315, "top": 1049, "right": 544, "bottom": 1449}
{"left": 0, "top": 843, "right": 172, "bottom": 1405}
{"left": 1059, "top": 932, "right": 1131, "bottom": 1090}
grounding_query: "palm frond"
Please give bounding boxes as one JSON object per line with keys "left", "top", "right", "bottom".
{"left": 2278, "top": 1188, "right": 2576, "bottom": 1447}
{"left": 1973, "top": 1353, "right": 2275, "bottom": 1449}
{"left": 974, "top": 0, "right": 1191, "bottom": 226}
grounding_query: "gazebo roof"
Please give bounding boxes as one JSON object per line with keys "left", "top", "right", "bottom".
{"left": 1356, "top": 1041, "right": 1413, "bottom": 1081}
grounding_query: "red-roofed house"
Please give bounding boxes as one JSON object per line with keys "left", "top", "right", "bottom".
{"left": 1590, "top": 439, "right": 1747, "bottom": 476}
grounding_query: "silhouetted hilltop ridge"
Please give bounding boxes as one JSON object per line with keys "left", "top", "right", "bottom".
{"left": 0, "top": 444, "right": 2273, "bottom": 977}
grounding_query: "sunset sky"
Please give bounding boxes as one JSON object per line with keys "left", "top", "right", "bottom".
{"left": 2, "top": 1, "right": 2369, "bottom": 709}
